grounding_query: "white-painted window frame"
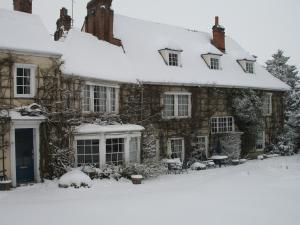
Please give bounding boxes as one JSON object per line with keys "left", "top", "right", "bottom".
{"left": 256, "top": 131, "right": 265, "bottom": 151}
{"left": 74, "top": 133, "right": 141, "bottom": 168}
{"left": 245, "top": 61, "right": 254, "bottom": 74}
{"left": 82, "top": 82, "right": 119, "bottom": 114}
{"left": 168, "top": 137, "right": 185, "bottom": 161}
{"left": 196, "top": 136, "right": 209, "bottom": 157}
{"left": 159, "top": 49, "right": 183, "bottom": 67}
{"left": 262, "top": 93, "right": 272, "bottom": 116}
{"left": 14, "top": 63, "right": 36, "bottom": 98}
{"left": 210, "top": 116, "right": 235, "bottom": 134}
{"left": 162, "top": 92, "right": 192, "bottom": 119}
{"left": 210, "top": 57, "right": 220, "bottom": 70}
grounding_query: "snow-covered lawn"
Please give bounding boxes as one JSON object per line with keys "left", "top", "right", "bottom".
{"left": 1, "top": 156, "right": 300, "bottom": 225}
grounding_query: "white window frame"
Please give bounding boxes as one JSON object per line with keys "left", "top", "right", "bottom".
{"left": 262, "top": 93, "right": 272, "bottom": 116}
{"left": 168, "top": 138, "right": 185, "bottom": 161}
{"left": 210, "top": 57, "right": 220, "bottom": 70}
{"left": 14, "top": 63, "right": 36, "bottom": 98}
{"left": 162, "top": 92, "right": 192, "bottom": 119}
{"left": 256, "top": 131, "right": 265, "bottom": 151}
{"left": 168, "top": 52, "right": 179, "bottom": 66}
{"left": 196, "top": 136, "right": 209, "bottom": 157}
{"left": 129, "top": 137, "right": 140, "bottom": 163}
{"left": 76, "top": 139, "right": 100, "bottom": 167}
{"left": 245, "top": 61, "right": 254, "bottom": 74}
{"left": 82, "top": 83, "right": 119, "bottom": 114}
{"left": 210, "top": 116, "right": 235, "bottom": 134}
{"left": 74, "top": 133, "right": 141, "bottom": 168}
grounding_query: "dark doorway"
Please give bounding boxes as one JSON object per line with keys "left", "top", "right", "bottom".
{"left": 15, "top": 129, "right": 34, "bottom": 184}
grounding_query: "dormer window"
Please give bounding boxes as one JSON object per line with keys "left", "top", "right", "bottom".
{"left": 237, "top": 59, "right": 256, "bottom": 74}
{"left": 246, "top": 62, "right": 254, "bottom": 74}
{"left": 210, "top": 58, "right": 220, "bottom": 70}
{"left": 201, "top": 53, "right": 222, "bottom": 70}
{"left": 159, "top": 48, "right": 183, "bottom": 67}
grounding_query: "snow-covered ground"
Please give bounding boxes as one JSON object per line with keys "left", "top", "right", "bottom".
{"left": 1, "top": 156, "right": 300, "bottom": 225}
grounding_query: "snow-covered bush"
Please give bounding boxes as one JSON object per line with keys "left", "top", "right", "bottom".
{"left": 122, "top": 162, "right": 167, "bottom": 179}
{"left": 82, "top": 165, "right": 122, "bottom": 181}
{"left": 58, "top": 169, "right": 92, "bottom": 188}
{"left": 190, "top": 162, "right": 206, "bottom": 170}
{"left": 266, "top": 136, "right": 295, "bottom": 156}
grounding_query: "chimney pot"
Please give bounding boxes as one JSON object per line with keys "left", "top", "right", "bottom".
{"left": 215, "top": 16, "right": 219, "bottom": 26}
{"left": 54, "top": 7, "right": 72, "bottom": 41}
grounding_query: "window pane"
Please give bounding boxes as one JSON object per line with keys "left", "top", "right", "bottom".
{"left": 76, "top": 139, "right": 99, "bottom": 167}
{"left": 94, "top": 86, "right": 106, "bottom": 112}
{"left": 106, "top": 138, "right": 125, "bottom": 166}
{"left": 210, "top": 58, "right": 219, "bottom": 70}
{"left": 211, "top": 117, "right": 234, "bottom": 133}
{"left": 169, "top": 53, "right": 178, "bottom": 66}
{"left": 110, "top": 88, "right": 116, "bottom": 112}
{"left": 129, "top": 137, "right": 138, "bottom": 163}
{"left": 178, "top": 95, "right": 189, "bottom": 117}
{"left": 171, "top": 139, "right": 183, "bottom": 160}
{"left": 163, "top": 95, "right": 175, "bottom": 117}
{"left": 83, "top": 85, "right": 90, "bottom": 111}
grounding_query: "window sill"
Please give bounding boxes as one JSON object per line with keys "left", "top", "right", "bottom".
{"left": 162, "top": 116, "right": 191, "bottom": 120}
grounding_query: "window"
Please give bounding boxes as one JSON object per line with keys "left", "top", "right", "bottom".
{"left": 262, "top": 93, "right": 272, "bottom": 116}
{"left": 77, "top": 140, "right": 99, "bottom": 167}
{"left": 83, "top": 84, "right": 118, "bottom": 113}
{"left": 162, "top": 93, "right": 191, "bottom": 118}
{"left": 169, "top": 138, "right": 184, "bottom": 160}
{"left": 169, "top": 53, "right": 179, "bottom": 66}
{"left": 129, "top": 137, "right": 139, "bottom": 163}
{"left": 14, "top": 64, "right": 35, "bottom": 98}
{"left": 210, "top": 58, "right": 220, "bottom": 70}
{"left": 106, "top": 138, "right": 124, "bottom": 166}
{"left": 196, "top": 136, "right": 208, "bottom": 157}
{"left": 256, "top": 131, "right": 265, "bottom": 150}
{"left": 83, "top": 85, "right": 91, "bottom": 112}
{"left": 246, "top": 62, "right": 254, "bottom": 73}
{"left": 211, "top": 116, "right": 234, "bottom": 134}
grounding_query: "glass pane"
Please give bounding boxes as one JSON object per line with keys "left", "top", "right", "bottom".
{"left": 17, "top": 77, "right": 23, "bottom": 85}
{"left": 17, "top": 86, "right": 23, "bottom": 94}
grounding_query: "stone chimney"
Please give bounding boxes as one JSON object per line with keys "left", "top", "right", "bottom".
{"left": 54, "top": 8, "right": 72, "bottom": 41}
{"left": 13, "top": 0, "right": 32, "bottom": 14}
{"left": 212, "top": 16, "right": 225, "bottom": 53}
{"left": 84, "top": 0, "right": 121, "bottom": 46}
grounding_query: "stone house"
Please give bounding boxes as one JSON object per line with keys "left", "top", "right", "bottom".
{"left": 0, "top": 0, "right": 290, "bottom": 187}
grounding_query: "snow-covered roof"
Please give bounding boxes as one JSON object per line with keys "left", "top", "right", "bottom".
{"left": 8, "top": 110, "right": 46, "bottom": 121}
{"left": 75, "top": 123, "right": 144, "bottom": 135}
{"left": 0, "top": 9, "right": 60, "bottom": 56}
{"left": 60, "top": 15, "right": 290, "bottom": 91}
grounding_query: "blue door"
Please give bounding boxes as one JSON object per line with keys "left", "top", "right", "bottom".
{"left": 15, "top": 129, "right": 34, "bottom": 184}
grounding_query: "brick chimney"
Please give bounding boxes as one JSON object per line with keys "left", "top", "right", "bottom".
{"left": 212, "top": 16, "right": 225, "bottom": 53}
{"left": 13, "top": 0, "right": 32, "bottom": 14}
{"left": 54, "top": 8, "right": 72, "bottom": 41}
{"left": 84, "top": 0, "right": 121, "bottom": 46}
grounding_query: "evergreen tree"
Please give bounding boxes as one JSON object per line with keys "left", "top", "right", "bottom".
{"left": 266, "top": 50, "right": 300, "bottom": 151}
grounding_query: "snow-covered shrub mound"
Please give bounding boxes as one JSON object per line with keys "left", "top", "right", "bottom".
{"left": 190, "top": 162, "right": 206, "bottom": 170}
{"left": 58, "top": 170, "right": 92, "bottom": 188}
{"left": 122, "top": 162, "right": 167, "bottom": 179}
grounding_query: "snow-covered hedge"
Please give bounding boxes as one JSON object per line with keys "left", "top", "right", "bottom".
{"left": 58, "top": 169, "right": 92, "bottom": 188}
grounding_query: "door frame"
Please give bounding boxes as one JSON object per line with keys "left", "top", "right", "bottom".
{"left": 10, "top": 120, "right": 43, "bottom": 187}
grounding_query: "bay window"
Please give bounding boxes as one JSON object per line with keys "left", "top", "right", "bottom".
{"left": 106, "top": 138, "right": 125, "bottom": 166}
{"left": 76, "top": 139, "right": 100, "bottom": 167}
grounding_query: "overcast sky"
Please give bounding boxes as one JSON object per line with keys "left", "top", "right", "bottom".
{"left": 1, "top": 0, "right": 299, "bottom": 69}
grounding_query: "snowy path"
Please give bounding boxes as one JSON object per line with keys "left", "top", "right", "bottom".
{"left": 0, "top": 156, "right": 300, "bottom": 225}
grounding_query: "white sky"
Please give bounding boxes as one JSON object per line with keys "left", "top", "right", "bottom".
{"left": 1, "top": 0, "right": 300, "bottom": 69}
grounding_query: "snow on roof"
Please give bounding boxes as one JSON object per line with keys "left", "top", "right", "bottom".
{"left": 8, "top": 110, "right": 46, "bottom": 121}
{"left": 0, "top": 9, "right": 60, "bottom": 56}
{"left": 75, "top": 123, "right": 144, "bottom": 134}
{"left": 60, "top": 14, "right": 290, "bottom": 91}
